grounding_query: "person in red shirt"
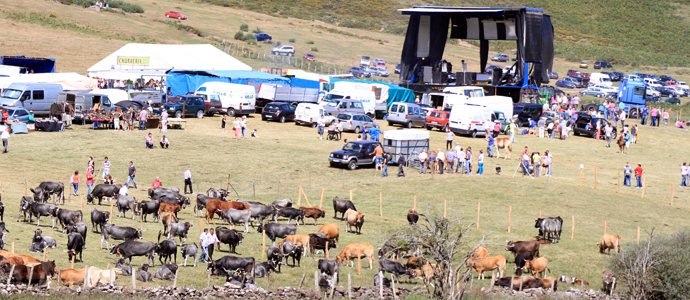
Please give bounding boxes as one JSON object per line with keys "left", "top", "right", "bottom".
{"left": 634, "top": 164, "right": 644, "bottom": 188}
{"left": 152, "top": 176, "right": 162, "bottom": 189}
{"left": 86, "top": 168, "right": 94, "bottom": 196}
{"left": 1, "top": 108, "right": 8, "bottom": 124}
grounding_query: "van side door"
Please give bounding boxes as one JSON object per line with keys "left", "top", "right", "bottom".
{"left": 32, "top": 90, "right": 46, "bottom": 112}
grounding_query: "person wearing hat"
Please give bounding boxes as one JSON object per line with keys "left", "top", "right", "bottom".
{"left": 28, "top": 110, "right": 35, "bottom": 124}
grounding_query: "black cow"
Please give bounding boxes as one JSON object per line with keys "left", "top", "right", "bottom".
{"left": 207, "top": 255, "right": 255, "bottom": 278}
{"left": 237, "top": 200, "right": 275, "bottom": 227}
{"left": 373, "top": 273, "right": 391, "bottom": 287}
{"left": 207, "top": 188, "right": 228, "bottom": 201}
{"left": 266, "top": 246, "right": 283, "bottom": 272}
{"left": 180, "top": 243, "right": 198, "bottom": 267}
{"left": 318, "top": 259, "right": 340, "bottom": 284}
{"left": 333, "top": 196, "right": 356, "bottom": 219}
{"left": 28, "top": 201, "right": 56, "bottom": 227}
{"left": 135, "top": 264, "right": 154, "bottom": 282}
{"left": 195, "top": 194, "right": 213, "bottom": 217}
{"left": 271, "top": 198, "right": 292, "bottom": 208}
{"left": 137, "top": 200, "right": 160, "bottom": 223}
{"left": 216, "top": 226, "right": 243, "bottom": 253}
{"left": 88, "top": 184, "right": 121, "bottom": 205}
{"left": 254, "top": 261, "right": 276, "bottom": 278}
{"left": 116, "top": 258, "right": 132, "bottom": 276}
{"left": 274, "top": 207, "right": 304, "bottom": 226}
{"left": 514, "top": 251, "right": 534, "bottom": 276}
{"left": 153, "top": 263, "right": 178, "bottom": 280}
{"left": 149, "top": 187, "right": 180, "bottom": 199}
{"left": 33, "top": 182, "right": 65, "bottom": 204}
{"left": 54, "top": 208, "right": 83, "bottom": 232}
{"left": 65, "top": 222, "right": 88, "bottom": 249}
{"left": 32, "top": 229, "right": 56, "bottom": 250}
{"left": 0, "top": 197, "right": 4, "bottom": 222}
{"left": 167, "top": 222, "right": 193, "bottom": 243}
{"left": 29, "top": 241, "right": 46, "bottom": 253}
{"left": 309, "top": 234, "right": 337, "bottom": 256}
{"left": 155, "top": 235, "right": 177, "bottom": 265}
{"left": 379, "top": 258, "right": 409, "bottom": 283}
{"left": 101, "top": 224, "right": 143, "bottom": 250}
{"left": 110, "top": 240, "right": 157, "bottom": 266}
{"left": 116, "top": 195, "right": 138, "bottom": 219}
{"left": 17, "top": 196, "right": 33, "bottom": 222}
{"left": 155, "top": 190, "right": 190, "bottom": 208}
{"left": 281, "top": 241, "right": 303, "bottom": 267}
{"left": 90, "top": 208, "right": 110, "bottom": 233}
{"left": 257, "top": 223, "right": 297, "bottom": 246}
{"left": 67, "top": 232, "right": 85, "bottom": 262}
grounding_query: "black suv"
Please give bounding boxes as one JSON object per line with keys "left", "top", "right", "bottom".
{"left": 594, "top": 61, "right": 612, "bottom": 69}
{"left": 329, "top": 140, "right": 383, "bottom": 170}
{"left": 164, "top": 95, "right": 207, "bottom": 118}
{"left": 262, "top": 102, "right": 295, "bottom": 123}
{"left": 512, "top": 103, "right": 544, "bottom": 126}
{"left": 572, "top": 113, "right": 616, "bottom": 140}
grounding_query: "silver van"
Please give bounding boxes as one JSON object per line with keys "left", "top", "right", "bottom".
{"left": 322, "top": 98, "right": 366, "bottom": 116}
{"left": 386, "top": 102, "right": 426, "bottom": 128}
{"left": 57, "top": 92, "right": 113, "bottom": 120}
{"left": 0, "top": 83, "right": 63, "bottom": 115}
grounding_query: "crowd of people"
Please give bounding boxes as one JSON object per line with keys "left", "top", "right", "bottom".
{"left": 96, "top": 78, "right": 164, "bottom": 90}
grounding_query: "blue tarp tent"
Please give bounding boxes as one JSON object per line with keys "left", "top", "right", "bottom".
{"left": 290, "top": 77, "right": 320, "bottom": 89}
{"left": 1, "top": 56, "right": 56, "bottom": 73}
{"left": 166, "top": 70, "right": 290, "bottom": 96}
{"left": 328, "top": 79, "right": 415, "bottom": 109}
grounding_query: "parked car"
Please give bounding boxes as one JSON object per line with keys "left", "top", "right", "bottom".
{"left": 573, "top": 114, "right": 616, "bottom": 140}
{"left": 271, "top": 45, "right": 295, "bottom": 56}
{"left": 612, "top": 72, "right": 625, "bottom": 81}
{"left": 593, "top": 61, "right": 612, "bottom": 69}
{"left": 164, "top": 95, "right": 206, "bottom": 118}
{"left": 261, "top": 102, "right": 295, "bottom": 123}
{"left": 660, "top": 75, "right": 677, "bottom": 83}
{"left": 605, "top": 92, "right": 617, "bottom": 101}
{"left": 372, "top": 58, "right": 387, "bottom": 69}
{"left": 541, "top": 110, "right": 567, "bottom": 126}
{"left": 303, "top": 53, "right": 315, "bottom": 61}
{"left": 658, "top": 86, "right": 676, "bottom": 97}
{"left": 600, "top": 71, "right": 618, "bottom": 82}
{"left": 348, "top": 67, "right": 371, "bottom": 78}
{"left": 394, "top": 63, "right": 401, "bottom": 74}
{"left": 646, "top": 87, "right": 661, "bottom": 97}
{"left": 328, "top": 140, "right": 383, "bottom": 170}
{"left": 512, "top": 103, "right": 543, "bottom": 126}
{"left": 4, "top": 107, "right": 31, "bottom": 123}
{"left": 366, "top": 67, "right": 389, "bottom": 77}
{"left": 563, "top": 76, "right": 588, "bottom": 88}
{"left": 579, "top": 61, "right": 589, "bottom": 68}
{"left": 425, "top": 110, "right": 451, "bottom": 131}
{"left": 387, "top": 102, "right": 427, "bottom": 128}
{"left": 491, "top": 54, "right": 509, "bottom": 62}
{"left": 254, "top": 33, "right": 272, "bottom": 41}
{"left": 555, "top": 79, "right": 576, "bottom": 89}
{"left": 549, "top": 71, "right": 559, "bottom": 79}
{"left": 164, "top": 11, "right": 187, "bottom": 20}
{"left": 323, "top": 98, "right": 366, "bottom": 116}
{"left": 662, "top": 97, "right": 681, "bottom": 105}
{"left": 485, "top": 65, "right": 502, "bottom": 73}
{"left": 580, "top": 87, "right": 606, "bottom": 97}
{"left": 194, "top": 93, "right": 223, "bottom": 116}
{"left": 567, "top": 69, "right": 589, "bottom": 79}
{"left": 336, "top": 113, "right": 379, "bottom": 133}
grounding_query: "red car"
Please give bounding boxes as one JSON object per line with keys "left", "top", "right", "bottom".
{"left": 425, "top": 110, "right": 451, "bottom": 131}
{"left": 165, "top": 11, "right": 187, "bottom": 20}
{"left": 303, "top": 53, "right": 315, "bottom": 61}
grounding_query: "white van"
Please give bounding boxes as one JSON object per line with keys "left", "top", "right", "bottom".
{"left": 294, "top": 103, "right": 334, "bottom": 127}
{"left": 448, "top": 104, "right": 492, "bottom": 138}
{"left": 321, "top": 89, "right": 376, "bottom": 118}
{"left": 195, "top": 82, "right": 255, "bottom": 116}
{"left": 442, "top": 86, "right": 486, "bottom": 98}
{"left": 465, "top": 96, "right": 513, "bottom": 120}
{"left": 421, "top": 92, "right": 469, "bottom": 110}
{"left": 590, "top": 73, "right": 613, "bottom": 86}
{"left": 0, "top": 83, "right": 63, "bottom": 115}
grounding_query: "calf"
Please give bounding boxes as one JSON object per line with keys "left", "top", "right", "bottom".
{"left": 309, "top": 234, "right": 337, "bottom": 256}
{"left": 158, "top": 202, "right": 181, "bottom": 219}
{"left": 101, "top": 224, "right": 143, "bottom": 250}
{"left": 524, "top": 257, "right": 550, "bottom": 278}
{"left": 116, "top": 258, "right": 132, "bottom": 276}
{"left": 67, "top": 232, "right": 85, "bottom": 263}
{"left": 379, "top": 258, "right": 409, "bottom": 283}
{"left": 115, "top": 195, "right": 139, "bottom": 219}
{"left": 344, "top": 209, "right": 365, "bottom": 234}
{"left": 407, "top": 209, "right": 419, "bottom": 225}
{"left": 33, "top": 229, "right": 57, "bottom": 248}
{"left": 257, "top": 223, "right": 297, "bottom": 246}
{"left": 207, "top": 255, "right": 255, "bottom": 278}
{"left": 284, "top": 234, "right": 311, "bottom": 251}
{"left": 238, "top": 200, "right": 275, "bottom": 227}
{"left": 266, "top": 246, "right": 283, "bottom": 272}
{"left": 332, "top": 196, "right": 356, "bottom": 219}
{"left": 167, "top": 221, "right": 193, "bottom": 243}
{"left": 155, "top": 236, "right": 177, "bottom": 265}
{"left": 597, "top": 233, "right": 621, "bottom": 254}
{"left": 205, "top": 199, "right": 249, "bottom": 223}
{"left": 65, "top": 222, "right": 88, "bottom": 248}
{"left": 274, "top": 207, "right": 304, "bottom": 226}
{"left": 54, "top": 208, "right": 84, "bottom": 232}
{"left": 110, "top": 240, "right": 157, "bottom": 266}
{"left": 335, "top": 243, "right": 374, "bottom": 269}
{"left": 180, "top": 243, "right": 199, "bottom": 267}
{"left": 602, "top": 269, "right": 617, "bottom": 294}
{"left": 153, "top": 263, "right": 178, "bottom": 280}
{"left": 136, "top": 264, "right": 154, "bottom": 282}
{"left": 90, "top": 208, "right": 110, "bottom": 233}
{"left": 281, "top": 241, "right": 303, "bottom": 267}
{"left": 216, "top": 226, "right": 243, "bottom": 253}
{"left": 514, "top": 251, "right": 534, "bottom": 276}
{"left": 467, "top": 255, "right": 506, "bottom": 280}
{"left": 220, "top": 209, "right": 251, "bottom": 234}
{"left": 299, "top": 207, "right": 325, "bottom": 225}
{"left": 271, "top": 198, "right": 292, "bottom": 208}
{"left": 495, "top": 276, "right": 554, "bottom": 290}
{"left": 88, "top": 184, "right": 121, "bottom": 205}
{"left": 505, "top": 240, "right": 540, "bottom": 258}
{"left": 317, "top": 224, "right": 340, "bottom": 246}
{"left": 17, "top": 196, "right": 33, "bottom": 222}
{"left": 373, "top": 273, "right": 391, "bottom": 287}
{"left": 254, "top": 261, "right": 277, "bottom": 278}
{"left": 161, "top": 212, "right": 178, "bottom": 235}
{"left": 57, "top": 268, "right": 86, "bottom": 288}
{"left": 137, "top": 200, "right": 160, "bottom": 223}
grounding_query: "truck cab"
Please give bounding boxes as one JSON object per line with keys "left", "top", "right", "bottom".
{"left": 617, "top": 79, "right": 648, "bottom": 118}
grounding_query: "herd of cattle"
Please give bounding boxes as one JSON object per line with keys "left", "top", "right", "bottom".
{"left": 0, "top": 182, "right": 620, "bottom": 293}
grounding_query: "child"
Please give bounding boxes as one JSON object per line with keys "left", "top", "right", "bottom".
{"left": 251, "top": 129, "right": 258, "bottom": 137}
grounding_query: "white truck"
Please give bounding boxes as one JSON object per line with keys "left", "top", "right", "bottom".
{"left": 195, "top": 82, "right": 255, "bottom": 117}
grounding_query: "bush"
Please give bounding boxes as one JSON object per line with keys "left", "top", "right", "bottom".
{"left": 252, "top": 27, "right": 262, "bottom": 34}
{"left": 234, "top": 31, "right": 245, "bottom": 41}
{"left": 275, "top": 41, "right": 281, "bottom": 46}
{"left": 244, "top": 33, "right": 257, "bottom": 43}
{"left": 240, "top": 24, "right": 248, "bottom": 32}
{"left": 306, "top": 40, "right": 314, "bottom": 44}
{"left": 107, "top": 0, "right": 145, "bottom": 13}
{"left": 289, "top": 38, "right": 296, "bottom": 43}
{"left": 310, "top": 47, "right": 318, "bottom": 52}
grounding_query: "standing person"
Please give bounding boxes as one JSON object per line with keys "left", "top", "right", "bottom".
{"left": 198, "top": 229, "right": 209, "bottom": 263}
{"left": 160, "top": 135, "right": 170, "bottom": 149}
{"left": 465, "top": 147, "right": 473, "bottom": 175}
{"left": 317, "top": 115, "right": 325, "bottom": 140}
{"left": 241, "top": 115, "right": 248, "bottom": 139}
{"left": 88, "top": 156, "right": 95, "bottom": 172}
{"left": 119, "top": 183, "right": 128, "bottom": 197}
{"left": 86, "top": 167, "right": 94, "bottom": 196}
{"left": 624, "top": 130, "right": 631, "bottom": 155}
{"left": 595, "top": 120, "right": 601, "bottom": 140}
{"left": 113, "top": 109, "right": 121, "bottom": 131}
{"left": 1, "top": 127, "right": 9, "bottom": 153}
{"left": 221, "top": 114, "right": 227, "bottom": 138}
{"left": 477, "top": 149, "right": 484, "bottom": 175}
{"left": 487, "top": 135, "right": 494, "bottom": 158}
{"left": 532, "top": 152, "right": 541, "bottom": 177}
{"left": 608, "top": 102, "right": 615, "bottom": 120}
{"left": 619, "top": 109, "right": 626, "bottom": 128}
{"left": 397, "top": 153, "right": 406, "bottom": 177}
{"left": 634, "top": 164, "right": 644, "bottom": 188}
{"left": 145, "top": 133, "right": 154, "bottom": 149}
{"left": 381, "top": 154, "right": 388, "bottom": 177}
{"left": 509, "top": 120, "right": 517, "bottom": 143}
{"left": 70, "top": 171, "right": 80, "bottom": 196}
{"left": 418, "top": 149, "right": 428, "bottom": 174}
{"left": 437, "top": 149, "right": 445, "bottom": 175}
{"left": 184, "top": 168, "right": 193, "bottom": 194}
{"left": 631, "top": 125, "right": 637, "bottom": 144}
{"left": 650, "top": 107, "right": 658, "bottom": 126}
{"left": 138, "top": 107, "right": 148, "bottom": 130}
{"left": 428, "top": 151, "right": 437, "bottom": 175}
{"left": 102, "top": 157, "right": 111, "bottom": 179}
{"left": 662, "top": 110, "right": 669, "bottom": 127}
{"left": 681, "top": 163, "right": 688, "bottom": 188}
{"left": 521, "top": 148, "right": 530, "bottom": 176}
{"left": 493, "top": 121, "right": 501, "bottom": 138}
{"left": 605, "top": 123, "right": 613, "bottom": 148}
{"left": 233, "top": 117, "right": 241, "bottom": 140}
{"left": 446, "top": 148, "right": 455, "bottom": 174}
{"left": 547, "top": 121, "right": 554, "bottom": 139}
{"left": 207, "top": 228, "right": 220, "bottom": 261}
{"left": 369, "top": 143, "right": 384, "bottom": 171}
{"left": 446, "top": 128, "right": 453, "bottom": 150}
{"left": 623, "top": 162, "right": 632, "bottom": 187}
{"left": 545, "top": 150, "right": 553, "bottom": 176}
{"left": 152, "top": 176, "right": 162, "bottom": 189}
{"left": 538, "top": 117, "right": 546, "bottom": 138}
{"left": 126, "top": 161, "right": 138, "bottom": 189}
{"left": 161, "top": 108, "right": 168, "bottom": 134}
{"left": 457, "top": 147, "right": 465, "bottom": 174}
{"left": 336, "top": 120, "right": 343, "bottom": 141}
{"left": 369, "top": 125, "right": 381, "bottom": 142}
{"left": 362, "top": 126, "right": 369, "bottom": 141}
{"left": 122, "top": 107, "right": 130, "bottom": 131}
{"left": 572, "top": 95, "right": 580, "bottom": 109}
{"left": 640, "top": 105, "right": 648, "bottom": 125}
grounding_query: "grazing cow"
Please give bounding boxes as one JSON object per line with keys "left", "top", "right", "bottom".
{"left": 284, "top": 234, "right": 311, "bottom": 251}
{"left": 266, "top": 246, "right": 283, "bottom": 272}
{"left": 137, "top": 200, "right": 160, "bottom": 223}
{"left": 535, "top": 217, "right": 563, "bottom": 243}
{"left": 54, "top": 208, "right": 84, "bottom": 232}
{"left": 309, "top": 234, "right": 337, "bottom": 256}
{"left": 238, "top": 200, "right": 275, "bottom": 227}
{"left": 167, "top": 221, "right": 193, "bottom": 243}
{"left": 299, "top": 207, "right": 325, "bottom": 225}
{"left": 2, "top": 260, "right": 56, "bottom": 285}
{"left": 257, "top": 223, "right": 297, "bottom": 246}
{"left": 65, "top": 222, "right": 88, "bottom": 248}
{"left": 373, "top": 273, "right": 391, "bottom": 287}
{"left": 344, "top": 209, "right": 365, "bottom": 234}
{"left": 57, "top": 268, "right": 86, "bottom": 288}
{"left": 149, "top": 187, "right": 180, "bottom": 199}
{"left": 318, "top": 259, "right": 340, "bottom": 284}
{"left": 272, "top": 198, "right": 292, "bottom": 208}
{"left": 161, "top": 212, "right": 178, "bottom": 235}
{"left": 494, "top": 137, "right": 513, "bottom": 159}
{"left": 317, "top": 224, "right": 340, "bottom": 246}
{"left": 157, "top": 203, "right": 181, "bottom": 220}
{"left": 87, "top": 184, "right": 121, "bottom": 205}
{"left": 90, "top": 208, "right": 110, "bottom": 233}
{"left": 205, "top": 199, "right": 250, "bottom": 223}
{"left": 332, "top": 197, "right": 356, "bottom": 219}
{"left": 207, "top": 188, "right": 229, "bottom": 201}
{"left": 254, "top": 261, "right": 277, "bottom": 278}
{"left": 467, "top": 255, "right": 507, "bottom": 280}
{"left": 17, "top": 196, "right": 33, "bottom": 222}
{"left": 602, "top": 269, "right": 617, "bottom": 294}
{"left": 110, "top": 240, "right": 157, "bottom": 266}
{"left": 379, "top": 258, "right": 409, "bottom": 283}
{"left": 180, "top": 243, "right": 199, "bottom": 267}
{"left": 335, "top": 243, "right": 374, "bottom": 269}
{"left": 35, "top": 182, "right": 65, "bottom": 204}
{"left": 155, "top": 235, "right": 177, "bottom": 264}
{"left": 597, "top": 233, "right": 622, "bottom": 254}
{"left": 116, "top": 258, "right": 132, "bottom": 276}
{"left": 101, "top": 224, "right": 143, "bottom": 250}
{"left": 281, "top": 241, "right": 303, "bottom": 267}
{"left": 195, "top": 194, "right": 213, "bottom": 217}
{"left": 136, "top": 264, "right": 154, "bottom": 282}
{"left": 524, "top": 257, "right": 550, "bottom": 278}
{"left": 216, "top": 226, "right": 243, "bottom": 253}
{"left": 67, "top": 232, "right": 85, "bottom": 263}
{"left": 407, "top": 209, "right": 419, "bottom": 225}
{"left": 153, "top": 263, "right": 178, "bottom": 280}
{"left": 220, "top": 209, "right": 252, "bottom": 234}
{"left": 28, "top": 201, "right": 56, "bottom": 227}
{"left": 115, "top": 195, "right": 139, "bottom": 219}
{"left": 207, "top": 255, "right": 255, "bottom": 278}
{"left": 505, "top": 240, "right": 541, "bottom": 258}
{"left": 514, "top": 251, "right": 534, "bottom": 276}
{"left": 274, "top": 207, "right": 304, "bottom": 226}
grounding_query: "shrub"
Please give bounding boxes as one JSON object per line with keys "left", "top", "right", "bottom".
{"left": 306, "top": 40, "right": 314, "bottom": 44}
{"left": 244, "top": 33, "right": 257, "bottom": 43}
{"left": 289, "top": 38, "right": 296, "bottom": 43}
{"left": 234, "top": 31, "right": 245, "bottom": 41}
{"left": 252, "top": 27, "right": 262, "bottom": 34}
{"left": 311, "top": 47, "right": 318, "bottom": 52}
{"left": 275, "top": 41, "right": 281, "bottom": 46}
{"left": 107, "top": 0, "right": 145, "bottom": 13}
{"left": 240, "top": 24, "right": 248, "bottom": 32}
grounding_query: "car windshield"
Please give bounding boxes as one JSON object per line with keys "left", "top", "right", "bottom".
{"left": 337, "top": 114, "right": 351, "bottom": 120}
{"left": 343, "top": 142, "right": 363, "bottom": 152}
{"left": 325, "top": 95, "right": 344, "bottom": 105}
{"left": 1, "top": 89, "right": 23, "bottom": 99}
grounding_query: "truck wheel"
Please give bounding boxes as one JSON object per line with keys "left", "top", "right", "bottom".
{"left": 227, "top": 108, "right": 236, "bottom": 117}
{"left": 347, "top": 160, "right": 357, "bottom": 170}
{"left": 629, "top": 108, "right": 639, "bottom": 119}
{"left": 388, "top": 121, "right": 393, "bottom": 126}
{"left": 426, "top": 125, "right": 432, "bottom": 130}
{"left": 280, "top": 116, "right": 286, "bottom": 123}
{"left": 206, "top": 111, "right": 215, "bottom": 117}
{"left": 407, "top": 122, "right": 412, "bottom": 128}
{"left": 196, "top": 110, "right": 204, "bottom": 119}
{"left": 355, "top": 126, "right": 361, "bottom": 134}
{"left": 471, "top": 130, "right": 477, "bottom": 138}
{"left": 175, "top": 111, "right": 183, "bottom": 118}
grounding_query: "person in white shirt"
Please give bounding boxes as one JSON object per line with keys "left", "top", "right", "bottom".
{"left": 161, "top": 109, "right": 168, "bottom": 134}
{"left": 119, "top": 184, "right": 128, "bottom": 196}
{"left": 160, "top": 135, "right": 170, "bottom": 149}
{"left": 436, "top": 149, "right": 445, "bottom": 175}
{"left": 199, "top": 229, "right": 210, "bottom": 263}
{"left": 241, "top": 116, "right": 248, "bottom": 139}
{"left": 317, "top": 116, "right": 325, "bottom": 139}
{"left": 1, "top": 128, "right": 9, "bottom": 153}
{"left": 418, "top": 149, "right": 428, "bottom": 174}
{"left": 206, "top": 228, "right": 220, "bottom": 261}
{"left": 336, "top": 120, "right": 343, "bottom": 140}
{"left": 184, "top": 168, "right": 193, "bottom": 194}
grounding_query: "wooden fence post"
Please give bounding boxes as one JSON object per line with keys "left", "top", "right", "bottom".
{"left": 349, "top": 190, "right": 352, "bottom": 202}
{"left": 379, "top": 271, "right": 384, "bottom": 299}
{"left": 508, "top": 206, "right": 512, "bottom": 233}
{"left": 7, "top": 264, "right": 15, "bottom": 285}
{"left": 302, "top": 187, "right": 311, "bottom": 207}
{"left": 357, "top": 251, "right": 362, "bottom": 275}
{"left": 199, "top": 219, "right": 203, "bottom": 234}
{"left": 57, "top": 269, "right": 61, "bottom": 287}
{"left": 571, "top": 216, "right": 575, "bottom": 240}
{"left": 28, "top": 265, "right": 34, "bottom": 286}
{"left": 579, "top": 169, "right": 583, "bottom": 187}
{"left": 604, "top": 220, "right": 608, "bottom": 235}
{"left": 314, "top": 270, "right": 319, "bottom": 290}
{"left": 476, "top": 202, "right": 480, "bottom": 228}
{"left": 173, "top": 268, "right": 179, "bottom": 288}
{"left": 413, "top": 195, "right": 417, "bottom": 210}
{"left": 637, "top": 226, "right": 641, "bottom": 245}
{"left": 262, "top": 230, "right": 266, "bottom": 259}
{"left": 348, "top": 273, "right": 352, "bottom": 299}
{"left": 379, "top": 192, "right": 383, "bottom": 217}
{"left": 325, "top": 242, "right": 329, "bottom": 259}
{"left": 390, "top": 274, "right": 398, "bottom": 299}
{"left": 539, "top": 210, "right": 542, "bottom": 218}
{"left": 83, "top": 265, "right": 89, "bottom": 288}
{"left": 71, "top": 256, "right": 75, "bottom": 269}
{"left": 43, "top": 248, "right": 47, "bottom": 261}
{"left": 444, "top": 199, "right": 447, "bottom": 218}
{"left": 320, "top": 188, "right": 325, "bottom": 209}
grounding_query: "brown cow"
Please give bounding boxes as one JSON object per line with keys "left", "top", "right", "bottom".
{"left": 494, "top": 138, "right": 513, "bottom": 159}
{"left": 0, "top": 256, "right": 25, "bottom": 266}
{"left": 524, "top": 257, "right": 550, "bottom": 278}
{"left": 205, "top": 199, "right": 250, "bottom": 224}
{"left": 284, "top": 234, "right": 310, "bottom": 251}
{"left": 2, "top": 260, "right": 56, "bottom": 285}
{"left": 469, "top": 245, "right": 489, "bottom": 261}
{"left": 572, "top": 277, "right": 590, "bottom": 286}
{"left": 161, "top": 212, "right": 178, "bottom": 235}
{"left": 496, "top": 275, "right": 557, "bottom": 290}
{"left": 597, "top": 233, "right": 621, "bottom": 254}
{"left": 344, "top": 209, "right": 365, "bottom": 234}
{"left": 87, "top": 266, "right": 121, "bottom": 287}
{"left": 317, "top": 224, "right": 339, "bottom": 246}
{"left": 57, "top": 268, "right": 85, "bottom": 288}
{"left": 335, "top": 243, "right": 374, "bottom": 269}
{"left": 407, "top": 209, "right": 418, "bottom": 225}
{"left": 158, "top": 203, "right": 181, "bottom": 218}
{"left": 467, "top": 255, "right": 506, "bottom": 280}
{"left": 0, "top": 251, "right": 41, "bottom": 266}
{"left": 299, "top": 207, "right": 325, "bottom": 225}
{"left": 505, "top": 240, "right": 540, "bottom": 257}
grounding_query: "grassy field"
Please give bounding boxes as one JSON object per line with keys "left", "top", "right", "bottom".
{"left": 1, "top": 109, "right": 689, "bottom": 292}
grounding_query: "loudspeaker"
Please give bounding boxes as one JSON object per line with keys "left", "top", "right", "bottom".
{"left": 476, "top": 74, "right": 491, "bottom": 84}
{"left": 423, "top": 66, "right": 433, "bottom": 84}
{"left": 432, "top": 72, "right": 442, "bottom": 84}
{"left": 491, "top": 69, "right": 503, "bottom": 85}
{"left": 456, "top": 72, "right": 477, "bottom": 85}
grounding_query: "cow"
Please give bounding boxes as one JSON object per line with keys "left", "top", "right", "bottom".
{"left": 158, "top": 192, "right": 191, "bottom": 209}
{"left": 379, "top": 258, "right": 409, "bottom": 283}
{"left": 17, "top": 196, "right": 33, "bottom": 222}
{"left": 470, "top": 245, "right": 490, "bottom": 260}
{"left": 216, "top": 226, "right": 243, "bottom": 253}
{"left": 57, "top": 268, "right": 86, "bottom": 288}
{"left": 257, "top": 223, "right": 297, "bottom": 246}
{"left": 407, "top": 209, "right": 419, "bottom": 225}
{"left": 318, "top": 259, "right": 340, "bottom": 284}
{"left": 153, "top": 263, "right": 178, "bottom": 280}
{"left": 344, "top": 209, "right": 365, "bottom": 234}
{"left": 180, "top": 243, "right": 199, "bottom": 267}
{"left": 254, "top": 261, "right": 277, "bottom": 278}
{"left": 597, "top": 233, "right": 622, "bottom": 254}
{"left": 88, "top": 266, "right": 121, "bottom": 287}
{"left": 524, "top": 256, "right": 550, "bottom": 278}
{"left": 309, "top": 234, "right": 337, "bottom": 256}
{"left": 110, "top": 240, "right": 157, "bottom": 266}
{"left": 115, "top": 195, "right": 138, "bottom": 219}
{"left": 158, "top": 203, "right": 181, "bottom": 220}
{"left": 28, "top": 200, "right": 56, "bottom": 227}
{"left": 514, "top": 251, "right": 534, "bottom": 276}
{"left": 88, "top": 184, "right": 121, "bottom": 205}
{"left": 281, "top": 241, "right": 303, "bottom": 267}
{"left": 373, "top": 273, "right": 391, "bottom": 287}
{"left": 273, "top": 207, "right": 304, "bottom": 226}
{"left": 238, "top": 200, "right": 275, "bottom": 227}
{"left": 90, "top": 208, "right": 110, "bottom": 233}
{"left": 155, "top": 235, "right": 177, "bottom": 265}
{"left": 572, "top": 277, "right": 590, "bottom": 286}
{"left": 34, "top": 182, "right": 65, "bottom": 204}
{"left": 54, "top": 208, "right": 84, "bottom": 232}
{"left": 67, "top": 231, "right": 85, "bottom": 263}
{"left": 0, "top": 250, "right": 41, "bottom": 265}
{"left": 0, "top": 197, "right": 4, "bottom": 222}
{"left": 149, "top": 187, "right": 180, "bottom": 199}
{"left": 335, "top": 243, "right": 374, "bottom": 269}
{"left": 317, "top": 224, "right": 340, "bottom": 246}
{"left": 116, "top": 258, "right": 132, "bottom": 276}
{"left": 467, "top": 255, "right": 506, "bottom": 280}
{"left": 299, "top": 207, "right": 325, "bottom": 225}
{"left": 207, "top": 188, "right": 229, "bottom": 201}
{"left": 272, "top": 198, "right": 292, "bottom": 208}
{"left": 535, "top": 216, "right": 563, "bottom": 243}
{"left": 220, "top": 209, "right": 252, "bottom": 234}
{"left": 33, "top": 229, "right": 57, "bottom": 248}
{"left": 602, "top": 269, "right": 617, "bottom": 294}
{"left": 284, "top": 234, "right": 311, "bottom": 251}
{"left": 266, "top": 246, "right": 283, "bottom": 272}
{"left": 205, "top": 199, "right": 250, "bottom": 223}
{"left": 207, "top": 255, "right": 255, "bottom": 279}
{"left": 29, "top": 241, "right": 46, "bottom": 253}
{"left": 65, "top": 222, "right": 88, "bottom": 248}
{"left": 161, "top": 212, "right": 178, "bottom": 235}
{"left": 494, "top": 137, "right": 513, "bottom": 159}
{"left": 495, "top": 276, "right": 557, "bottom": 290}
{"left": 1, "top": 260, "right": 56, "bottom": 285}
{"left": 167, "top": 221, "right": 193, "bottom": 243}
{"left": 332, "top": 196, "right": 356, "bottom": 219}
{"left": 137, "top": 200, "right": 160, "bottom": 223}
{"left": 101, "top": 224, "right": 143, "bottom": 250}
{"left": 505, "top": 240, "right": 540, "bottom": 258}
{"left": 136, "top": 264, "right": 154, "bottom": 282}
{"left": 195, "top": 194, "right": 213, "bottom": 217}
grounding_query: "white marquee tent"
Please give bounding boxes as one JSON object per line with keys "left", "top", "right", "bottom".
{"left": 87, "top": 43, "right": 251, "bottom": 78}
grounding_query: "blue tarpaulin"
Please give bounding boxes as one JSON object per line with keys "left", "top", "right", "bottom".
{"left": 290, "top": 77, "right": 320, "bottom": 89}
{"left": 328, "top": 79, "right": 415, "bottom": 109}
{"left": 166, "top": 70, "right": 290, "bottom": 96}
{"left": 1, "top": 56, "right": 56, "bottom": 73}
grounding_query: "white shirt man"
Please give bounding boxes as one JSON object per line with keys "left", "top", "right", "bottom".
{"left": 119, "top": 185, "right": 128, "bottom": 196}
{"left": 418, "top": 150, "right": 428, "bottom": 174}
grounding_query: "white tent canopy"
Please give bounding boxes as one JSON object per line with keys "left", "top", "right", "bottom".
{"left": 87, "top": 43, "right": 252, "bottom": 78}
{"left": 0, "top": 72, "right": 98, "bottom": 90}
